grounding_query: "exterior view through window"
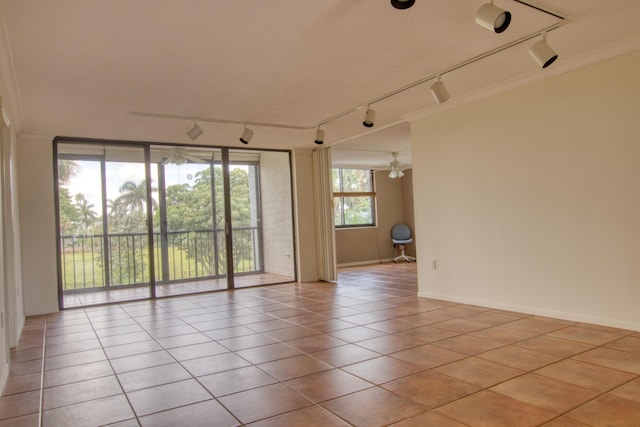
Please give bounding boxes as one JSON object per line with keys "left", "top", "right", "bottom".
{"left": 332, "top": 168, "right": 376, "bottom": 228}
{"left": 55, "top": 140, "right": 295, "bottom": 308}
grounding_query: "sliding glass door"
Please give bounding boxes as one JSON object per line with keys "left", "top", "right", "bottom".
{"left": 150, "top": 145, "right": 228, "bottom": 297}
{"left": 231, "top": 149, "right": 295, "bottom": 288}
{"left": 56, "top": 143, "right": 152, "bottom": 307}
{"left": 55, "top": 140, "right": 295, "bottom": 308}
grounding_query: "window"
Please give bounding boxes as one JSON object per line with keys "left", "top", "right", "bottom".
{"left": 54, "top": 140, "right": 296, "bottom": 308}
{"left": 332, "top": 168, "right": 376, "bottom": 227}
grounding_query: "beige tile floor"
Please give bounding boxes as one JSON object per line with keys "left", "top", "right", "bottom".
{"left": 2, "top": 263, "right": 640, "bottom": 426}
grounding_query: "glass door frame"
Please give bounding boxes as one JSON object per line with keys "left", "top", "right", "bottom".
{"left": 53, "top": 137, "right": 297, "bottom": 309}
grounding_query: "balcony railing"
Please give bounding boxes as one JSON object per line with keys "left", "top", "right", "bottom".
{"left": 60, "top": 227, "right": 261, "bottom": 292}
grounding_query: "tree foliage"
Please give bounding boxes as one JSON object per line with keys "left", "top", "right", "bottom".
{"left": 332, "top": 168, "right": 375, "bottom": 226}
{"left": 163, "top": 165, "right": 255, "bottom": 274}
{"left": 57, "top": 159, "right": 259, "bottom": 287}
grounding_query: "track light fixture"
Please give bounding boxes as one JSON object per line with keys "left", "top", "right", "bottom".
{"left": 239, "top": 126, "right": 254, "bottom": 144}
{"left": 529, "top": 34, "right": 558, "bottom": 68}
{"left": 476, "top": 1, "right": 511, "bottom": 34}
{"left": 430, "top": 77, "right": 450, "bottom": 104}
{"left": 362, "top": 107, "right": 376, "bottom": 128}
{"left": 187, "top": 121, "right": 203, "bottom": 141}
{"left": 314, "top": 128, "right": 325, "bottom": 145}
{"left": 390, "top": 0, "right": 415, "bottom": 10}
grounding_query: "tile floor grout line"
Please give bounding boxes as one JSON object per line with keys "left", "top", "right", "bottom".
{"left": 83, "top": 305, "right": 145, "bottom": 426}
{"left": 127, "top": 294, "right": 384, "bottom": 424}
{"left": 37, "top": 317, "right": 48, "bottom": 427}
{"left": 543, "top": 372, "right": 640, "bottom": 426}
{"left": 359, "top": 316, "right": 635, "bottom": 424}
{"left": 122, "top": 301, "right": 247, "bottom": 425}
{"left": 7, "top": 264, "right": 639, "bottom": 425}
{"left": 418, "top": 334, "right": 640, "bottom": 425}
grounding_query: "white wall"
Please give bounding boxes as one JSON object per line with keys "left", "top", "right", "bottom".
{"left": 0, "top": 105, "right": 24, "bottom": 392}
{"left": 1, "top": 16, "right": 27, "bottom": 391}
{"left": 412, "top": 49, "right": 640, "bottom": 330}
{"left": 2, "top": 122, "right": 25, "bottom": 344}
{"left": 17, "top": 136, "right": 58, "bottom": 315}
{"left": 260, "top": 151, "right": 295, "bottom": 277}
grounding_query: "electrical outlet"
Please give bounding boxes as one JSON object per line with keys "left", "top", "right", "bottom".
{"left": 431, "top": 259, "right": 437, "bottom": 270}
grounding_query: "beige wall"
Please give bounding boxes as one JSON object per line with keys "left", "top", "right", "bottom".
{"left": 336, "top": 169, "right": 414, "bottom": 265}
{"left": 17, "top": 136, "right": 59, "bottom": 315}
{"left": 401, "top": 169, "right": 415, "bottom": 257}
{"left": 292, "top": 148, "right": 319, "bottom": 281}
{"left": 412, "top": 49, "right": 640, "bottom": 330}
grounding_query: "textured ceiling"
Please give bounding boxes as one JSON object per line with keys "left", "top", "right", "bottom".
{"left": 1, "top": 0, "right": 639, "bottom": 167}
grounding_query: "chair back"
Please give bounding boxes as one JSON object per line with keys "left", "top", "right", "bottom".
{"left": 391, "top": 224, "right": 412, "bottom": 240}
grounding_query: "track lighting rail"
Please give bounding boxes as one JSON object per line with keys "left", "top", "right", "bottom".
{"left": 129, "top": 0, "right": 568, "bottom": 145}
{"left": 127, "top": 111, "right": 309, "bottom": 130}
{"left": 313, "top": 22, "right": 566, "bottom": 128}
{"left": 513, "top": 0, "right": 566, "bottom": 20}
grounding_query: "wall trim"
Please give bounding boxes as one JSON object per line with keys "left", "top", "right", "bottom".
{"left": 337, "top": 258, "right": 393, "bottom": 268}
{"left": 15, "top": 314, "right": 24, "bottom": 348}
{"left": 0, "top": 361, "right": 8, "bottom": 395}
{"left": 418, "top": 291, "right": 640, "bottom": 332}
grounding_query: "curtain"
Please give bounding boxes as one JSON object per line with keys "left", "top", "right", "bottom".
{"left": 312, "top": 147, "right": 336, "bottom": 281}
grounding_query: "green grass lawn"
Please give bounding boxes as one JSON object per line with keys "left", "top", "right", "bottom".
{"left": 61, "top": 247, "right": 216, "bottom": 291}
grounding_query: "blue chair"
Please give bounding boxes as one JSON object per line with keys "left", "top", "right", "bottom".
{"left": 391, "top": 224, "right": 415, "bottom": 262}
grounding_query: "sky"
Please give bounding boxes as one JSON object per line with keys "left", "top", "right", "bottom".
{"left": 66, "top": 160, "right": 211, "bottom": 212}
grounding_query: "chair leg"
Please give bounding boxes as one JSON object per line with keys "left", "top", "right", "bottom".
{"left": 393, "top": 244, "right": 416, "bottom": 263}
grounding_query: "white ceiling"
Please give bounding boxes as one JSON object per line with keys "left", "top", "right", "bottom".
{"left": 2, "top": 1, "right": 639, "bottom": 168}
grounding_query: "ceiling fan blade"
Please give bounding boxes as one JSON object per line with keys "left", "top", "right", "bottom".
{"left": 185, "top": 155, "right": 206, "bottom": 164}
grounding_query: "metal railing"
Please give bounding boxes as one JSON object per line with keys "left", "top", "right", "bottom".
{"left": 60, "top": 227, "right": 261, "bottom": 291}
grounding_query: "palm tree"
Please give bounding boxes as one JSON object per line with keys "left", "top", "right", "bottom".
{"left": 75, "top": 193, "right": 97, "bottom": 234}
{"left": 116, "top": 180, "right": 148, "bottom": 215}
{"left": 57, "top": 160, "right": 81, "bottom": 234}
{"left": 108, "top": 180, "right": 157, "bottom": 233}
{"left": 58, "top": 160, "right": 80, "bottom": 185}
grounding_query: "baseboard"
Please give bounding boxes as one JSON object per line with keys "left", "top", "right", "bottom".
{"left": 0, "top": 361, "right": 8, "bottom": 396}
{"left": 418, "top": 291, "right": 640, "bottom": 332}
{"left": 337, "top": 259, "right": 393, "bottom": 268}
{"left": 15, "top": 314, "right": 25, "bottom": 348}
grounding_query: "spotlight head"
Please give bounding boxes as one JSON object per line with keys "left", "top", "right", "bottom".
{"left": 362, "top": 108, "right": 376, "bottom": 128}
{"left": 476, "top": 2, "right": 511, "bottom": 33}
{"left": 239, "top": 127, "right": 254, "bottom": 144}
{"left": 529, "top": 38, "right": 558, "bottom": 68}
{"left": 187, "top": 122, "right": 203, "bottom": 141}
{"left": 430, "top": 80, "right": 450, "bottom": 104}
{"left": 314, "top": 128, "right": 325, "bottom": 145}
{"left": 391, "top": 0, "right": 415, "bottom": 9}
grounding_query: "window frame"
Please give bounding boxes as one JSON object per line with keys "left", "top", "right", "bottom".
{"left": 332, "top": 168, "right": 377, "bottom": 229}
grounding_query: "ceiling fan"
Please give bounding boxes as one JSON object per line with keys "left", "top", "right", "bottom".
{"left": 161, "top": 147, "right": 207, "bottom": 165}
{"left": 378, "top": 152, "right": 407, "bottom": 178}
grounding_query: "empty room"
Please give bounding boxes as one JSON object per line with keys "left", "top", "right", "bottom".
{"left": 1, "top": 1, "right": 640, "bottom": 425}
